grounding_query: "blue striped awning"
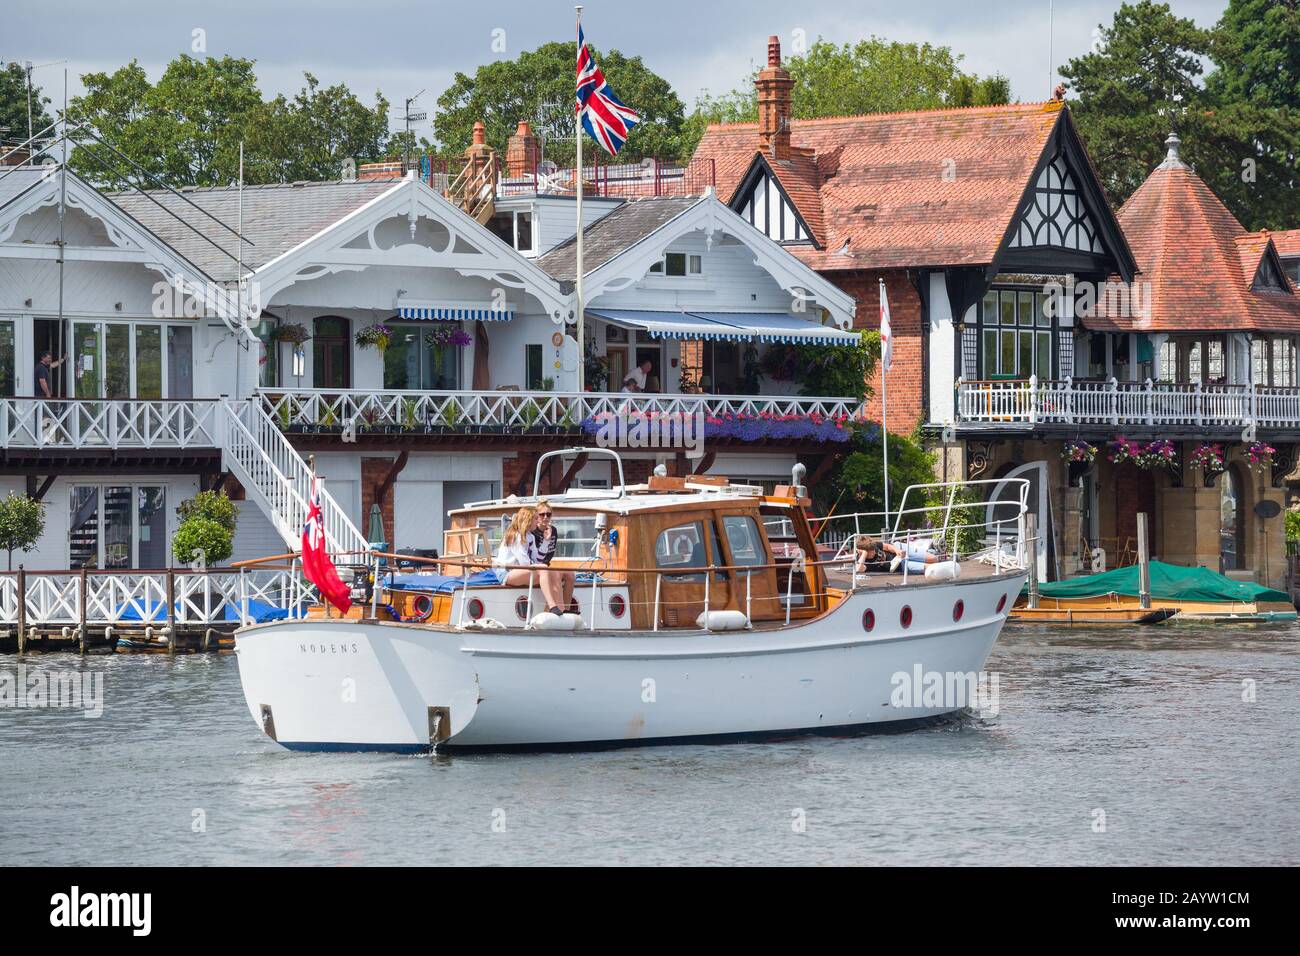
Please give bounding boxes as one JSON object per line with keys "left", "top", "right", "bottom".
{"left": 397, "top": 306, "right": 514, "bottom": 321}
{"left": 586, "top": 309, "right": 858, "bottom": 346}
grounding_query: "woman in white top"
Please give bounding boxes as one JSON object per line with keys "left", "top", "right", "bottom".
{"left": 493, "top": 506, "right": 574, "bottom": 615}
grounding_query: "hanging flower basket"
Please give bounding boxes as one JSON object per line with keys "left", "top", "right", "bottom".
{"left": 1061, "top": 440, "right": 1097, "bottom": 464}
{"left": 1135, "top": 438, "right": 1178, "bottom": 470}
{"left": 355, "top": 323, "right": 393, "bottom": 353}
{"left": 1246, "top": 440, "right": 1276, "bottom": 472}
{"left": 423, "top": 326, "right": 473, "bottom": 348}
{"left": 271, "top": 322, "right": 309, "bottom": 345}
{"left": 1107, "top": 436, "right": 1142, "bottom": 464}
{"left": 1189, "top": 443, "right": 1226, "bottom": 472}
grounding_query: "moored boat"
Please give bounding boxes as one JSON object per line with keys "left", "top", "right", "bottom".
{"left": 234, "top": 450, "right": 1029, "bottom": 752}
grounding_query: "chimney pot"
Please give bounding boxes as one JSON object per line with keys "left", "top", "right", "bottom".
{"left": 756, "top": 36, "right": 794, "bottom": 161}
{"left": 472, "top": 121, "right": 486, "bottom": 146}
{"left": 767, "top": 36, "right": 781, "bottom": 68}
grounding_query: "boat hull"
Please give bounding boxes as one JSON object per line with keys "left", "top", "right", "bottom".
{"left": 235, "top": 572, "right": 1025, "bottom": 751}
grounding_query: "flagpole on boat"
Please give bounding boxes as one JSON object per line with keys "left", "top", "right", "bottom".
{"left": 880, "top": 277, "right": 890, "bottom": 531}
{"left": 575, "top": 4, "right": 585, "bottom": 394}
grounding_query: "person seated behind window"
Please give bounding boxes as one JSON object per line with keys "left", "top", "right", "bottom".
{"left": 854, "top": 536, "right": 944, "bottom": 574}
{"left": 493, "top": 504, "right": 574, "bottom": 615}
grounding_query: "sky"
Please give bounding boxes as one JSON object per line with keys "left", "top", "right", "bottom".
{"left": 8, "top": 0, "right": 1229, "bottom": 144}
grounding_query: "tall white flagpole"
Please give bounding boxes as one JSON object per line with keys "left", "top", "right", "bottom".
{"left": 880, "top": 278, "right": 890, "bottom": 531}
{"left": 575, "top": 5, "right": 585, "bottom": 393}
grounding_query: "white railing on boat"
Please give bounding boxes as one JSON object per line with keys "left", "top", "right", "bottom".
{"left": 0, "top": 568, "right": 308, "bottom": 628}
{"left": 258, "top": 387, "right": 866, "bottom": 432}
{"left": 0, "top": 398, "right": 220, "bottom": 449}
{"left": 956, "top": 377, "right": 1300, "bottom": 429}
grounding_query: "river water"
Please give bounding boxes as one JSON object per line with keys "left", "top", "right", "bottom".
{"left": 2, "top": 624, "right": 1297, "bottom": 866}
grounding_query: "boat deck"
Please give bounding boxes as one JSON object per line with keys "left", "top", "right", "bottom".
{"left": 822, "top": 558, "right": 1011, "bottom": 590}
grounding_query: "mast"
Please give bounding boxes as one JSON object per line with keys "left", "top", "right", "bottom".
{"left": 575, "top": 4, "right": 585, "bottom": 393}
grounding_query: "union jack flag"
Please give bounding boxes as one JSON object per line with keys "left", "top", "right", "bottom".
{"left": 575, "top": 25, "right": 639, "bottom": 156}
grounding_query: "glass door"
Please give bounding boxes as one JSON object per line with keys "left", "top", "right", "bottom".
{"left": 102, "top": 485, "right": 133, "bottom": 569}
{"left": 69, "top": 484, "right": 166, "bottom": 568}
{"left": 72, "top": 322, "right": 103, "bottom": 398}
{"left": 167, "top": 326, "right": 194, "bottom": 399}
{"left": 313, "top": 317, "right": 350, "bottom": 389}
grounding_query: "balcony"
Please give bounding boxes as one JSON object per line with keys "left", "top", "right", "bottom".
{"left": 0, "top": 398, "right": 221, "bottom": 450}
{"left": 955, "top": 377, "right": 1300, "bottom": 434}
{"left": 258, "top": 388, "right": 865, "bottom": 444}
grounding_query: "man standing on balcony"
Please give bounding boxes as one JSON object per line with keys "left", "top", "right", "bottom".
{"left": 623, "top": 359, "right": 653, "bottom": 392}
{"left": 35, "top": 351, "right": 66, "bottom": 399}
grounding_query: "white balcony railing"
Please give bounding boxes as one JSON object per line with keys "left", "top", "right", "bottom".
{"left": 0, "top": 398, "right": 220, "bottom": 449}
{"left": 258, "top": 388, "right": 866, "bottom": 434}
{"left": 956, "top": 377, "right": 1300, "bottom": 430}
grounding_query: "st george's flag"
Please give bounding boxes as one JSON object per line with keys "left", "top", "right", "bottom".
{"left": 575, "top": 25, "right": 640, "bottom": 155}
{"left": 879, "top": 280, "right": 893, "bottom": 372}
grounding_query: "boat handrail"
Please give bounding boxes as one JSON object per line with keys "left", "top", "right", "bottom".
{"left": 533, "top": 446, "right": 626, "bottom": 499}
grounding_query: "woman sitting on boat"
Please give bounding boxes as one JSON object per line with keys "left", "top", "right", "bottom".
{"left": 493, "top": 505, "right": 576, "bottom": 615}
{"left": 854, "top": 537, "right": 944, "bottom": 574}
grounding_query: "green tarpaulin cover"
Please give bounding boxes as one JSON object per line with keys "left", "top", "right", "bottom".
{"left": 1033, "top": 560, "right": 1290, "bottom": 604}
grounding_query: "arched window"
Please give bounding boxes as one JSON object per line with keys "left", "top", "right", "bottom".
{"left": 1220, "top": 467, "right": 1245, "bottom": 571}
{"left": 313, "top": 316, "right": 351, "bottom": 389}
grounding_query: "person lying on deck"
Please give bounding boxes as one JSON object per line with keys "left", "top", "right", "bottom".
{"left": 493, "top": 505, "right": 575, "bottom": 616}
{"left": 853, "top": 537, "right": 945, "bottom": 574}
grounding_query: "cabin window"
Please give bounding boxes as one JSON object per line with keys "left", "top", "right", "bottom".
{"left": 476, "top": 515, "right": 597, "bottom": 558}
{"left": 723, "top": 516, "right": 766, "bottom": 571}
{"left": 655, "top": 521, "right": 708, "bottom": 581}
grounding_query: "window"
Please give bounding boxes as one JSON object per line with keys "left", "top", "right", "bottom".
{"left": 1008, "top": 152, "right": 1103, "bottom": 253}
{"left": 167, "top": 325, "right": 193, "bottom": 398}
{"left": 736, "top": 169, "right": 811, "bottom": 242}
{"left": 313, "top": 316, "right": 350, "bottom": 389}
{"left": 655, "top": 521, "right": 708, "bottom": 581}
{"left": 978, "top": 288, "right": 1056, "bottom": 379}
{"left": 135, "top": 325, "right": 162, "bottom": 399}
{"left": 70, "top": 484, "right": 165, "bottom": 569}
{"left": 1251, "top": 335, "right": 1297, "bottom": 387}
{"left": 475, "top": 515, "right": 598, "bottom": 559}
{"left": 254, "top": 317, "right": 279, "bottom": 388}
{"left": 383, "top": 323, "right": 462, "bottom": 391}
{"left": 648, "top": 252, "right": 702, "bottom": 277}
{"left": 722, "top": 516, "right": 766, "bottom": 572}
{"left": 525, "top": 343, "right": 545, "bottom": 390}
{"left": 0, "top": 320, "right": 13, "bottom": 397}
{"left": 1159, "top": 340, "right": 1178, "bottom": 382}
{"left": 486, "top": 210, "right": 534, "bottom": 253}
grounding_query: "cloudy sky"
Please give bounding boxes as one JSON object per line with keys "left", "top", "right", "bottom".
{"left": 9, "top": 0, "right": 1228, "bottom": 141}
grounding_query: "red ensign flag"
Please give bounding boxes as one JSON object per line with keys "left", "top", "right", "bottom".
{"left": 302, "top": 477, "right": 352, "bottom": 614}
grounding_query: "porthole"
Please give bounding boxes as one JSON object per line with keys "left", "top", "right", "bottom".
{"left": 412, "top": 594, "right": 434, "bottom": 620}
{"left": 900, "top": 605, "right": 913, "bottom": 629}
{"left": 861, "top": 608, "right": 875, "bottom": 632}
{"left": 515, "top": 595, "right": 530, "bottom": 621}
{"left": 952, "top": 599, "right": 964, "bottom": 622}
{"left": 467, "top": 597, "right": 485, "bottom": 620}
{"left": 996, "top": 593, "right": 1007, "bottom": 614}
{"left": 609, "top": 594, "right": 626, "bottom": 619}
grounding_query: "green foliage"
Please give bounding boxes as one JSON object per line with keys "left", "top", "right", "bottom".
{"left": 689, "top": 37, "right": 1011, "bottom": 147}
{"left": 171, "top": 517, "right": 233, "bottom": 566}
{"left": 815, "top": 428, "right": 936, "bottom": 521}
{"left": 68, "top": 55, "right": 389, "bottom": 188}
{"left": 433, "top": 41, "right": 688, "bottom": 164}
{"left": 1286, "top": 507, "right": 1300, "bottom": 542}
{"left": 175, "top": 490, "right": 237, "bottom": 535}
{"left": 0, "top": 61, "right": 54, "bottom": 145}
{"left": 760, "top": 330, "right": 879, "bottom": 400}
{"left": 0, "top": 493, "right": 46, "bottom": 570}
{"left": 925, "top": 484, "right": 985, "bottom": 558}
{"left": 1061, "top": 1, "right": 1300, "bottom": 231}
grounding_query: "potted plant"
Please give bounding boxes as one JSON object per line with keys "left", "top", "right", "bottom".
{"left": 272, "top": 323, "right": 310, "bottom": 346}
{"left": 0, "top": 492, "right": 46, "bottom": 570}
{"left": 1189, "top": 443, "right": 1226, "bottom": 472}
{"left": 424, "top": 326, "right": 473, "bottom": 348}
{"left": 355, "top": 323, "right": 393, "bottom": 353}
{"left": 1246, "top": 440, "right": 1276, "bottom": 472}
{"left": 1061, "top": 440, "right": 1097, "bottom": 464}
{"left": 173, "top": 490, "right": 237, "bottom": 569}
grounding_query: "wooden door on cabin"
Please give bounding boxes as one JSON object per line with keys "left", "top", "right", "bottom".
{"left": 716, "top": 509, "right": 781, "bottom": 621}
{"left": 648, "top": 516, "right": 733, "bottom": 627}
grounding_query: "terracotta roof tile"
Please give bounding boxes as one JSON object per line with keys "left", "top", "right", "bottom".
{"left": 1273, "top": 228, "right": 1300, "bottom": 258}
{"left": 1089, "top": 160, "right": 1300, "bottom": 333}
{"left": 691, "top": 101, "right": 1062, "bottom": 269}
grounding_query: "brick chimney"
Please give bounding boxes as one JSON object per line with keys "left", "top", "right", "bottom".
{"left": 505, "top": 120, "right": 540, "bottom": 178}
{"left": 756, "top": 35, "right": 794, "bottom": 161}
{"left": 464, "top": 120, "right": 497, "bottom": 178}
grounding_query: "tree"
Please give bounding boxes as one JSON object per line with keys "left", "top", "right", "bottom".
{"left": 176, "top": 489, "right": 238, "bottom": 535}
{"left": 0, "top": 492, "right": 46, "bottom": 570}
{"left": 830, "top": 429, "right": 937, "bottom": 520}
{"left": 68, "top": 56, "right": 391, "bottom": 188}
{"left": 433, "top": 41, "right": 687, "bottom": 165}
{"left": 761, "top": 330, "right": 880, "bottom": 400}
{"left": 0, "top": 61, "right": 54, "bottom": 148}
{"left": 245, "top": 73, "right": 390, "bottom": 183}
{"left": 690, "top": 37, "right": 1010, "bottom": 138}
{"left": 1061, "top": 1, "right": 1300, "bottom": 230}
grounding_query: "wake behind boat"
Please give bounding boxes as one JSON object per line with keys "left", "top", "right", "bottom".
{"left": 233, "top": 449, "right": 1029, "bottom": 752}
